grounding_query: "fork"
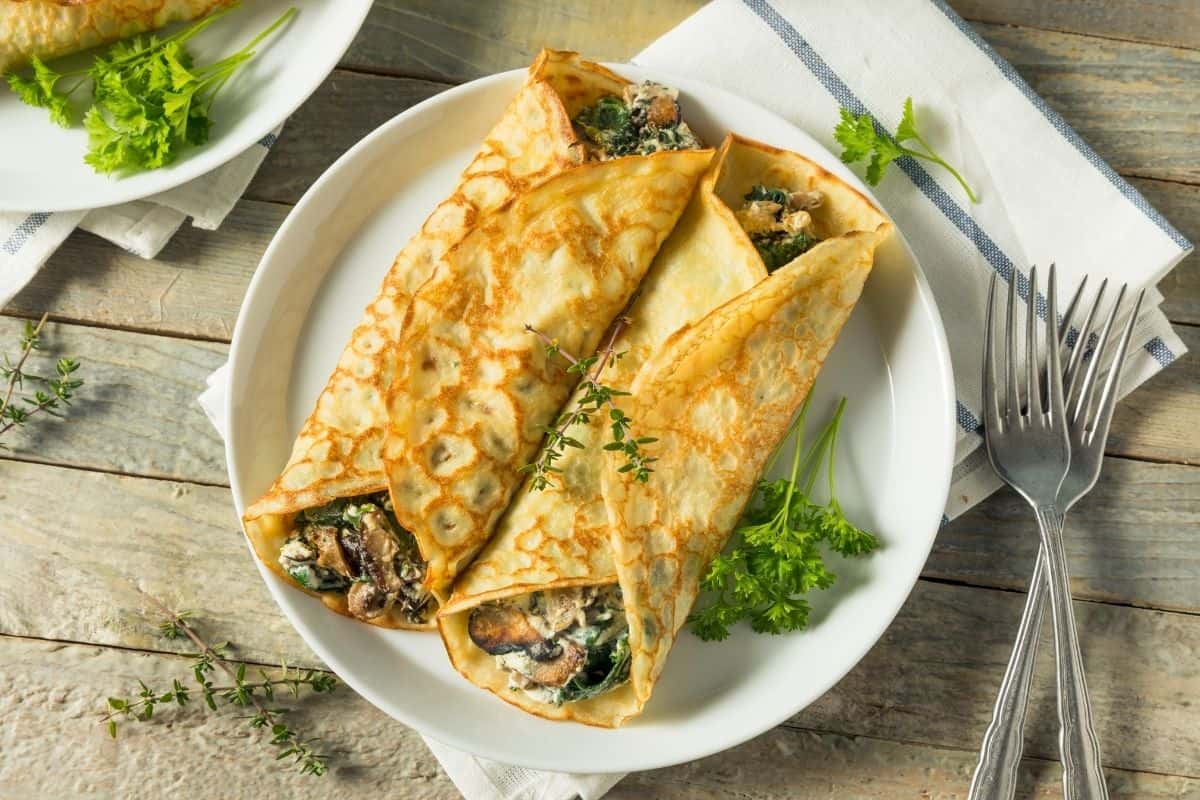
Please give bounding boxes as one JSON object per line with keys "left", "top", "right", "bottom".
{"left": 969, "top": 265, "right": 1143, "bottom": 800}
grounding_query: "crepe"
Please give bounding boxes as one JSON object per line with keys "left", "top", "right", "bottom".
{"left": 382, "top": 147, "right": 712, "bottom": 607}
{"left": 438, "top": 134, "right": 891, "bottom": 725}
{"left": 0, "top": 0, "right": 234, "bottom": 74}
{"left": 241, "top": 50, "right": 639, "bottom": 629}
{"left": 604, "top": 225, "right": 891, "bottom": 721}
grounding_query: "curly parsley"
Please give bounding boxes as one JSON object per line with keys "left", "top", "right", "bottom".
{"left": 688, "top": 395, "right": 879, "bottom": 641}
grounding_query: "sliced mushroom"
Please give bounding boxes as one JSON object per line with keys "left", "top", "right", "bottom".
{"left": 646, "top": 94, "right": 680, "bottom": 128}
{"left": 347, "top": 580, "right": 395, "bottom": 620}
{"left": 468, "top": 604, "right": 545, "bottom": 655}
{"left": 527, "top": 640, "right": 587, "bottom": 688}
{"left": 307, "top": 525, "right": 353, "bottom": 578}
{"left": 359, "top": 512, "right": 403, "bottom": 593}
{"left": 538, "top": 588, "right": 591, "bottom": 635}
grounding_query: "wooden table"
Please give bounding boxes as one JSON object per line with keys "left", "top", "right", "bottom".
{"left": 2, "top": 2, "right": 1197, "bottom": 796}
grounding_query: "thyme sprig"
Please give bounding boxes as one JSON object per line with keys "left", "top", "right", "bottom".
{"left": 0, "top": 313, "right": 83, "bottom": 447}
{"left": 521, "top": 315, "right": 657, "bottom": 491}
{"left": 104, "top": 593, "right": 337, "bottom": 777}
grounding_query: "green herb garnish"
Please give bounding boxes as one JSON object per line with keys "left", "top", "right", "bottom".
{"left": 834, "top": 97, "right": 978, "bottom": 203}
{"left": 751, "top": 230, "right": 818, "bottom": 272}
{"left": 688, "top": 395, "right": 879, "bottom": 641}
{"left": 521, "top": 314, "right": 656, "bottom": 491}
{"left": 0, "top": 314, "right": 83, "bottom": 449}
{"left": 574, "top": 95, "right": 638, "bottom": 157}
{"left": 6, "top": 5, "right": 295, "bottom": 175}
{"left": 556, "top": 632, "right": 632, "bottom": 705}
{"left": 106, "top": 594, "right": 337, "bottom": 777}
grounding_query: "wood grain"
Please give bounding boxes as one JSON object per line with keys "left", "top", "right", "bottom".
{"left": 950, "top": 0, "right": 1200, "bottom": 52}
{"left": 244, "top": 70, "right": 449, "bottom": 206}
{"left": 0, "top": 318, "right": 228, "bottom": 486}
{"left": 2, "top": 459, "right": 1199, "bottom": 778}
{"left": 612, "top": 726, "right": 1200, "bottom": 799}
{"left": 339, "top": 9, "right": 1200, "bottom": 187}
{"left": 0, "top": 637, "right": 459, "bottom": 799}
{"left": 1132, "top": 178, "right": 1200, "bottom": 325}
{"left": 1106, "top": 326, "right": 1199, "bottom": 466}
{"left": 3, "top": 631, "right": 1194, "bottom": 800}
{"left": 4, "top": 200, "right": 286, "bottom": 342}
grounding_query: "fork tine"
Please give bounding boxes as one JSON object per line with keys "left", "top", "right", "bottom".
{"left": 1072, "top": 283, "right": 1127, "bottom": 426}
{"left": 1006, "top": 270, "right": 1021, "bottom": 422}
{"left": 1065, "top": 278, "right": 1107, "bottom": 415}
{"left": 1046, "top": 265, "right": 1065, "bottom": 424}
{"left": 1087, "top": 288, "right": 1145, "bottom": 443}
{"left": 983, "top": 273, "right": 1002, "bottom": 434}
{"left": 1058, "top": 271, "right": 1087, "bottom": 349}
{"left": 1026, "top": 266, "right": 1042, "bottom": 415}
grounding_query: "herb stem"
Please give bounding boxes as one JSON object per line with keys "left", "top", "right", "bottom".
{"left": 826, "top": 398, "right": 847, "bottom": 499}
{"left": 0, "top": 312, "right": 47, "bottom": 426}
{"left": 909, "top": 133, "right": 979, "bottom": 203}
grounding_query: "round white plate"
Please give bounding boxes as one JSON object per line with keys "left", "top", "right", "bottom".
{"left": 226, "top": 65, "right": 956, "bottom": 773}
{"left": 0, "top": 0, "right": 370, "bottom": 212}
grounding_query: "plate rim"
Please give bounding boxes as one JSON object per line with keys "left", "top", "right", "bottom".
{"left": 0, "top": 0, "right": 372, "bottom": 213}
{"left": 225, "top": 64, "right": 957, "bottom": 772}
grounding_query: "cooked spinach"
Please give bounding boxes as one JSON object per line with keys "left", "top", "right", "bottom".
{"left": 555, "top": 632, "right": 631, "bottom": 705}
{"left": 752, "top": 230, "right": 818, "bottom": 272}
{"left": 744, "top": 184, "right": 791, "bottom": 206}
{"left": 575, "top": 96, "right": 638, "bottom": 157}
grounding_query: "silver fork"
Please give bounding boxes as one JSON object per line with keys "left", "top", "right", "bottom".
{"left": 969, "top": 266, "right": 1144, "bottom": 800}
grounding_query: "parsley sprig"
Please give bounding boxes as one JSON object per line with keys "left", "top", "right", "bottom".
{"left": 834, "top": 97, "right": 978, "bottom": 203}
{"left": 688, "top": 395, "right": 879, "bottom": 641}
{"left": 104, "top": 594, "right": 337, "bottom": 777}
{"left": 0, "top": 314, "right": 83, "bottom": 448}
{"left": 6, "top": 5, "right": 295, "bottom": 175}
{"left": 521, "top": 313, "right": 657, "bottom": 491}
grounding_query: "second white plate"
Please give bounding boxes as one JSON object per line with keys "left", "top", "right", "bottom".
{"left": 225, "top": 64, "right": 956, "bottom": 773}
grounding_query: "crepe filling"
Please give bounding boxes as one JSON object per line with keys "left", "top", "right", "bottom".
{"left": 573, "top": 81, "right": 702, "bottom": 160}
{"left": 467, "top": 586, "right": 631, "bottom": 706}
{"left": 278, "top": 492, "right": 432, "bottom": 624}
{"left": 736, "top": 184, "right": 825, "bottom": 271}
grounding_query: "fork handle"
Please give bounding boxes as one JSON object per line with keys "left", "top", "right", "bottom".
{"left": 1037, "top": 506, "right": 1110, "bottom": 800}
{"left": 967, "top": 551, "right": 1048, "bottom": 800}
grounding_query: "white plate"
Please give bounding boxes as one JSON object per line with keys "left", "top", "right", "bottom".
{"left": 226, "top": 65, "right": 956, "bottom": 773}
{"left": 0, "top": 0, "right": 370, "bottom": 212}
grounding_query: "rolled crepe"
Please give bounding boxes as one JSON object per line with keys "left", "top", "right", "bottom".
{"left": 604, "top": 225, "right": 891, "bottom": 721}
{"left": 241, "top": 50, "right": 640, "bottom": 629}
{"left": 439, "top": 134, "right": 891, "bottom": 725}
{"left": 382, "top": 147, "right": 712, "bottom": 607}
{"left": 0, "top": 0, "right": 234, "bottom": 74}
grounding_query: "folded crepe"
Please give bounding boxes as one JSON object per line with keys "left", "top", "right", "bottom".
{"left": 382, "top": 147, "right": 712, "bottom": 608}
{"left": 438, "top": 134, "right": 891, "bottom": 726}
{"left": 0, "top": 0, "right": 234, "bottom": 74}
{"left": 241, "top": 49, "right": 688, "bottom": 630}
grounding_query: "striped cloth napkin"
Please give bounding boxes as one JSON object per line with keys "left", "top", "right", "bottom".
{"left": 200, "top": 1, "right": 1192, "bottom": 797}
{"left": 0, "top": 128, "right": 280, "bottom": 307}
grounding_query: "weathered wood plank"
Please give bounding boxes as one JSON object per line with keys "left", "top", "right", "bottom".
{"left": 3, "top": 460, "right": 1199, "bottom": 777}
{"left": 0, "top": 318, "right": 228, "bottom": 485}
{"left": 0, "top": 636, "right": 459, "bottom": 798}
{"left": 1107, "top": 326, "right": 1199, "bottom": 466}
{"left": 975, "top": 22, "right": 1200, "bottom": 185}
{"left": 4, "top": 199, "right": 284, "bottom": 342}
{"left": 950, "top": 0, "right": 1200, "bottom": 52}
{"left": 929, "top": 456, "right": 1200, "bottom": 609}
{"left": 343, "top": 0, "right": 704, "bottom": 80}
{"left": 244, "top": 70, "right": 449, "bottom": 206}
{"left": 1131, "top": 178, "right": 1199, "bottom": 325}
{"left": 612, "top": 726, "right": 1200, "bottom": 799}
{"left": 341, "top": 7, "right": 1200, "bottom": 186}
{"left": 794, "top": 581, "right": 1200, "bottom": 778}
{"left": 3, "top": 633, "right": 1193, "bottom": 800}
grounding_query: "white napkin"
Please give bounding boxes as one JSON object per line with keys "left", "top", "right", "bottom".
{"left": 0, "top": 128, "right": 280, "bottom": 307}
{"left": 199, "top": 0, "right": 1192, "bottom": 796}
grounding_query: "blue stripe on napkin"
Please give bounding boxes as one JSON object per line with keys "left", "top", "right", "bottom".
{"left": 2, "top": 213, "right": 50, "bottom": 255}
{"left": 742, "top": 0, "right": 1180, "bottom": 432}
